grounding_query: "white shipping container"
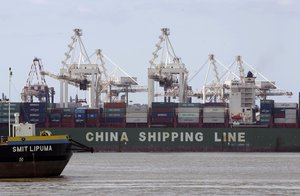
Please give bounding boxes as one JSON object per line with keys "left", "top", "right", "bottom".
{"left": 274, "top": 118, "right": 297, "bottom": 124}
{"left": 126, "top": 106, "right": 148, "bottom": 113}
{"left": 126, "top": 117, "right": 148, "bottom": 123}
{"left": 285, "top": 109, "right": 297, "bottom": 115}
{"left": 274, "top": 118, "right": 286, "bottom": 124}
{"left": 203, "top": 107, "right": 225, "bottom": 113}
{"left": 178, "top": 117, "right": 199, "bottom": 123}
{"left": 126, "top": 112, "right": 148, "bottom": 118}
{"left": 203, "top": 112, "right": 225, "bottom": 118}
{"left": 285, "top": 118, "right": 297, "bottom": 124}
{"left": 176, "top": 107, "right": 201, "bottom": 113}
{"left": 177, "top": 113, "right": 199, "bottom": 118}
{"left": 274, "top": 102, "right": 298, "bottom": 108}
{"left": 203, "top": 117, "right": 225, "bottom": 123}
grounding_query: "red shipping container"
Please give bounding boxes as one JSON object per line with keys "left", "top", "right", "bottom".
{"left": 104, "top": 122, "right": 126, "bottom": 128}
{"left": 48, "top": 108, "right": 63, "bottom": 114}
{"left": 75, "top": 122, "right": 85, "bottom": 127}
{"left": 48, "top": 122, "right": 61, "bottom": 128}
{"left": 62, "top": 117, "right": 74, "bottom": 123}
{"left": 86, "top": 119, "right": 100, "bottom": 127}
{"left": 273, "top": 113, "right": 285, "bottom": 118}
{"left": 86, "top": 109, "right": 99, "bottom": 114}
{"left": 61, "top": 122, "right": 75, "bottom": 128}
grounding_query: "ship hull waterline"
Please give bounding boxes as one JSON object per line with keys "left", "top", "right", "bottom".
{"left": 0, "top": 141, "right": 72, "bottom": 178}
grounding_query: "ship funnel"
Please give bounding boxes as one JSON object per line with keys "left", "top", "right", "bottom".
{"left": 14, "top": 113, "right": 20, "bottom": 124}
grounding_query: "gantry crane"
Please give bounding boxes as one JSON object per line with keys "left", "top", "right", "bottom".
{"left": 58, "top": 28, "right": 99, "bottom": 108}
{"left": 92, "top": 50, "right": 147, "bottom": 105}
{"left": 189, "top": 54, "right": 292, "bottom": 103}
{"left": 21, "top": 58, "right": 54, "bottom": 103}
{"left": 40, "top": 29, "right": 100, "bottom": 108}
{"left": 42, "top": 29, "right": 147, "bottom": 108}
{"left": 148, "top": 28, "right": 188, "bottom": 106}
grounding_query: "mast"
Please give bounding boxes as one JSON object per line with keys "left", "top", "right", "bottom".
{"left": 8, "top": 67, "right": 12, "bottom": 137}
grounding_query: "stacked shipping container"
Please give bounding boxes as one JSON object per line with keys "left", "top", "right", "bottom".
{"left": 47, "top": 108, "right": 62, "bottom": 127}
{"left": 74, "top": 108, "right": 86, "bottom": 127}
{"left": 203, "top": 103, "right": 226, "bottom": 127}
{"left": 151, "top": 102, "right": 176, "bottom": 126}
{"left": 274, "top": 103, "right": 298, "bottom": 127}
{"left": 126, "top": 105, "right": 148, "bottom": 127}
{"left": 61, "top": 108, "right": 75, "bottom": 127}
{"left": 176, "top": 103, "right": 202, "bottom": 127}
{"left": 260, "top": 100, "right": 274, "bottom": 126}
{"left": 104, "top": 102, "right": 126, "bottom": 127}
{"left": 86, "top": 109, "right": 100, "bottom": 127}
{"left": 0, "top": 103, "right": 20, "bottom": 123}
{"left": 22, "top": 103, "right": 46, "bottom": 126}
{"left": 0, "top": 100, "right": 299, "bottom": 129}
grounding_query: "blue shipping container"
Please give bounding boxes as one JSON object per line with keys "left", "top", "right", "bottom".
{"left": 75, "top": 113, "right": 86, "bottom": 119}
{"left": 105, "top": 117, "right": 125, "bottom": 123}
{"left": 63, "top": 108, "right": 75, "bottom": 114}
{"left": 75, "top": 108, "right": 86, "bottom": 114}
{"left": 87, "top": 113, "right": 98, "bottom": 119}
{"left": 273, "top": 108, "right": 286, "bottom": 114}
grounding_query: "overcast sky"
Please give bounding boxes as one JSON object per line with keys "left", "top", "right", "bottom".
{"left": 1, "top": 0, "right": 300, "bottom": 104}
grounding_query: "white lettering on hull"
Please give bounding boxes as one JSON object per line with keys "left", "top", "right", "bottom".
{"left": 86, "top": 132, "right": 129, "bottom": 142}
{"left": 86, "top": 131, "right": 205, "bottom": 142}
{"left": 12, "top": 145, "right": 53, "bottom": 152}
{"left": 138, "top": 132, "right": 203, "bottom": 142}
{"left": 85, "top": 131, "right": 246, "bottom": 143}
{"left": 214, "top": 132, "right": 245, "bottom": 143}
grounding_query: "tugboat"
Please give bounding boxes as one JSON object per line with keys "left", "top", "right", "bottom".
{"left": 0, "top": 68, "right": 92, "bottom": 178}
{"left": 0, "top": 114, "right": 73, "bottom": 178}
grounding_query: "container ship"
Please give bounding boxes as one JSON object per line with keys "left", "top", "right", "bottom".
{"left": 1, "top": 28, "right": 299, "bottom": 152}
{"left": 1, "top": 98, "right": 300, "bottom": 152}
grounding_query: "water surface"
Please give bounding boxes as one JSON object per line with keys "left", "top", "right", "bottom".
{"left": 1, "top": 153, "right": 300, "bottom": 195}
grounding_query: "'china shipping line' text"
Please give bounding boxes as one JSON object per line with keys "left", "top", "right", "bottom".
{"left": 86, "top": 131, "right": 246, "bottom": 143}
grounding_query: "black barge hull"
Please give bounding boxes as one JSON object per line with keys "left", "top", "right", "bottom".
{"left": 0, "top": 136, "right": 72, "bottom": 178}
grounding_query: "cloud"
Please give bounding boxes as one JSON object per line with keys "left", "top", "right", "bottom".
{"left": 277, "top": 0, "right": 294, "bottom": 6}
{"left": 29, "top": 0, "right": 50, "bottom": 5}
{"left": 76, "top": 5, "right": 93, "bottom": 14}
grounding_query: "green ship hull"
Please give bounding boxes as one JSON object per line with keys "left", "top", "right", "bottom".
{"left": 33, "top": 127, "right": 300, "bottom": 152}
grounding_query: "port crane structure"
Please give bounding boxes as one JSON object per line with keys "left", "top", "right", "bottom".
{"left": 148, "top": 28, "right": 189, "bottom": 106}
{"left": 189, "top": 54, "right": 292, "bottom": 103}
{"left": 22, "top": 28, "right": 291, "bottom": 114}
{"left": 41, "top": 29, "right": 146, "bottom": 108}
{"left": 21, "top": 58, "right": 54, "bottom": 103}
